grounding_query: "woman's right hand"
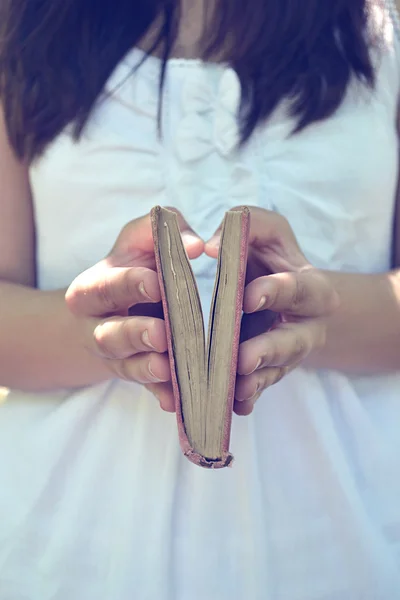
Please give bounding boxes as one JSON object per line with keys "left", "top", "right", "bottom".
{"left": 65, "top": 209, "right": 204, "bottom": 411}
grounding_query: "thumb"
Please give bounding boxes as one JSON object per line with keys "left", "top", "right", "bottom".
{"left": 111, "top": 208, "right": 204, "bottom": 264}
{"left": 206, "top": 206, "right": 308, "bottom": 271}
{"left": 205, "top": 225, "right": 223, "bottom": 258}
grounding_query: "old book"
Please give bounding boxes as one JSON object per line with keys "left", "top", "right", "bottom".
{"left": 151, "top": 206, "right": 250, "bottom": 469}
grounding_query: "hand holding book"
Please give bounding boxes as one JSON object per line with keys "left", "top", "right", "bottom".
{"left": 205, "top": 207, "right": 339, "bottom": 417}
{"left": 66, "top": 209, "right": 204, "bottom": 412}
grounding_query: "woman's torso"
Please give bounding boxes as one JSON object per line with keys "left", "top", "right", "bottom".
{"left": 0, "top": 5, "right": 400, "bottom": 600}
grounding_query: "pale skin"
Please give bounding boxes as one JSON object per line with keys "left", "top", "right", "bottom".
{"left": 0, "top": 3, "right": 400, "bottom": 416}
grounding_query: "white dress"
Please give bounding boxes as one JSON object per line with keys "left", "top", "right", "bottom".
{"left": 1, "top": 5, "right": 400, "bottom": 600}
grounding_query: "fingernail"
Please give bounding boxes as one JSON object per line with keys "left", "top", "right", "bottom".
{"left": 248, "top": 357, "right": 262, "bottom": 375}
{"left": 141, "top": 330, "right": 156, "bottom": 350}
{"left": 139, "top": 281, "right": 156, "bottom": 302}
{"left": 148, "top": 362, "right": 163, "bottom": 383}
{"left": 238, "top": 384, "right": 260, "bottom": 402}
{"left": 242, "top": 357, "right": 263, "bottom": 376}
{"left": 254, "top": 296, "right": 267, "bottom": 312}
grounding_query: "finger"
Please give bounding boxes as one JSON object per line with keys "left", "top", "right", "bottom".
{"left": 244, "top": 270, "right": 339, "bottom": 317}
{"left": 108, "top": 352, "right": 171, "bottom": 384}
{"left": 93, "top": 316, "right": 167, "bottom": 360}
{"left": 205, "top": 207, "right": 306, "bottom": 269}
{"left": 235, "top": 365, "right": 289, "bottom": 403}
{"left": 234, "top": 397, "right": 258, "bottom": 416}
{"left": 238, "top": 320, "right": 322, "bottom": 376}
{"left": 145, "top": 382, "right": 175, "bottom": 413}
{"left": 204, "top": 206, "right": 247, "bottom": 258}
{"left": 66, "top": 266, "right": 161, "bottom": 317}
{"left": 112, "top": 208, "right": 204, "bottom": 262}
{"left": 110, "top": 213, "right": 158, "bottom": 258}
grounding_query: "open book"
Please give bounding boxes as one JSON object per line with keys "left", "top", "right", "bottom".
{"left": 151, "top": 206, "right": 250, "bottom": 469}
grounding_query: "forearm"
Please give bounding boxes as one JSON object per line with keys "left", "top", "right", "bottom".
{"left": 0, "top": 281, "right": 111, "bottom": 391}
{"left": 307, "top": 269, "right": 400, "bottom": 374}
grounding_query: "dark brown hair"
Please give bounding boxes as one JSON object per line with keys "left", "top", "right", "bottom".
{"left": 0, "top": 0, "right": 378, "bottom": 160}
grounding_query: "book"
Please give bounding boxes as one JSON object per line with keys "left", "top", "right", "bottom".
{"left": 151, "top": 205, "right": 250, "bottom": 469}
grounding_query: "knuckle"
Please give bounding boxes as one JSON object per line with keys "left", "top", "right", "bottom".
{"left": 292, "top": 334, "right": 305, "bottom": 356}
{"left": 265, "top": 368, "right": 280, "bottom": 387}
{"left": 120, "top": 318, "right": 137, "bottom": 353}
{"left": 65, "top": 278, "right": 85, "bottom": 314}
{"left": 96, "top": 275, "right": 119, "bottom": 314}
{"left": 113, "top": 358, "right": 134, "bottom": 382}
{"left": 121, "top": 269, "right": 137, "bottom": 304}
{"left": 252, "top": 389, "right": 263, "bottom": 404}
{"left": 261, "top": 369, "right": 275, "bottom": 388}
{"left": 137, "top": 358, "right": 152, "bottom": 383}
{"left": 94, "top": 324, "right": 117, "bottom": 359}
{"left": 272, "top": 230, "right": 288, "bottom": 252}
{"left": 292, "top": 277, "right": 308, "bottom": 310}
{"left": 270, "top": 342, "right": 285, "bottom": 366}
{"left": 292, "top": 333, "right": 310, "bottom": 360}
{"left": 262, "top": 367, "right": 286, "bottom": 388}
{"left": 259, "top": 345, "right": 273, "bottom": 368}
{"left": 273, "top": 367, "right": 288, "bottom": 386}
{"left": 268, "top": 330, "right": 292, "bottom": 366}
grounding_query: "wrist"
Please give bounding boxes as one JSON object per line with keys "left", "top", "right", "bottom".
{"left": 306, "top": 269, "right": 400, "bottom": 374}
{"left": 0, "top": 283, "right": 111, "bottom": 391}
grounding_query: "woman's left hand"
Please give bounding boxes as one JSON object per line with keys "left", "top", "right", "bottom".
{"left": 205, "top": 207, "right": 339, "bottom": 416}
